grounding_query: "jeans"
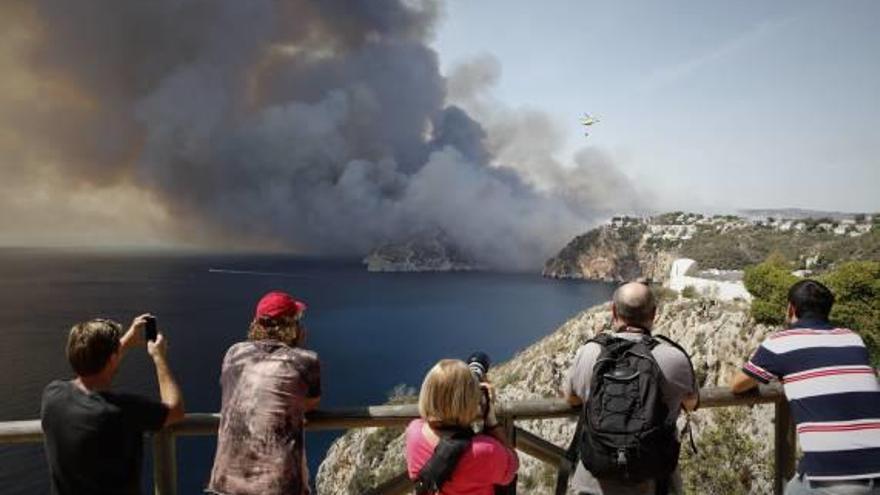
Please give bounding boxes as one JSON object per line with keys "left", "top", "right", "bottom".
{"left": 785, "top": 475, "right": 880, "bottom": 495}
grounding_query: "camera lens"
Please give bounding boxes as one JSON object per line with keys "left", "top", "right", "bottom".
{"left": 467, "top": 352, "right": 490, "bottom": 382}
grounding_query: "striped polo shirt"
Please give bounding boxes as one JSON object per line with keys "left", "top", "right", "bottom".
{"left": 743, "top": 319, "right": 880, "bottom": 480}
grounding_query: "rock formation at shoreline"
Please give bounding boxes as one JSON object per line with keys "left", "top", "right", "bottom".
{"left": 541, "top": 219, "right": 677, "bottom": 282}
{"left": 316, "top": 298, "right": 778, "bottom": 494}
{"left": 363, "top": 231, "right": 480, "bottom": 272}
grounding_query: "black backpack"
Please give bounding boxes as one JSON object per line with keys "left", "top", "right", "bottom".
{"left": 578, "top": 333, "right": 681, "bottom": 483}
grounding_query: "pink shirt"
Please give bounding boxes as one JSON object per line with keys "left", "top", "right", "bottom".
{"left": 405, "top": 419, "right": 519, "bottom": 495}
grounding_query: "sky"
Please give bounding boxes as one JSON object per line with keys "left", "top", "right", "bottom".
{"left": 432, "top": 0, "right": 880, "bottom": 213}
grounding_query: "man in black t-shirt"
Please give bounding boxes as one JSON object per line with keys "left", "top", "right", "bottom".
{"left": 41, "top": 316, "right": 185, "bottom": 495}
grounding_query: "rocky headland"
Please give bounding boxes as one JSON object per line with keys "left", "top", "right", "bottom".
{"left": 316, "top": 298, "right": 778, "bottom": 494}
{"left": 543, "top": 212, "right": 876, "bottom": 282}
{"left": 363, "top": 231, "right": 480, "bottom": 272}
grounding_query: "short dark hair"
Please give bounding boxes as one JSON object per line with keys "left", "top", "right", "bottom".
{"left": 788, "top": 280, "right": 834, "bottom": 320}
{"left": 67, "top": 319, "right": 122, "bottom": 376}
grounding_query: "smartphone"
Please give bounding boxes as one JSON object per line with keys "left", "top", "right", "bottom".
{"left": 144, "top": 316, "right": 157, "bottom": 342}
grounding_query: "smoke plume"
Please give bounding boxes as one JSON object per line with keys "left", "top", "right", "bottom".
{"left": 0, "top": 0, "right": 643, "bottom": 269}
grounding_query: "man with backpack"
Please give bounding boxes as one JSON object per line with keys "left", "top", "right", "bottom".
{"left": 563, "top": 282, "right": 698, "bottom": 495}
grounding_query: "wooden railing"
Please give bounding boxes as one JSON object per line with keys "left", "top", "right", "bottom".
{"left": 0, "top": 384, "right": 793, "bottom": 495}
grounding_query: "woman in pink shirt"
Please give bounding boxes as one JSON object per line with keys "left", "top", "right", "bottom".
{"left": 405, "top": 359, "right": 519, "bottom": 495}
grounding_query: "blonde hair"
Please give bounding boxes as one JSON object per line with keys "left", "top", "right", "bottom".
{"left": 418, "top": 359, "right": 481, "bottom": 428}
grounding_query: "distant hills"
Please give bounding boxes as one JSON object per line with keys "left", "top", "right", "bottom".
{"left": 738, "top": 208, "right": 874, "bottom": 221}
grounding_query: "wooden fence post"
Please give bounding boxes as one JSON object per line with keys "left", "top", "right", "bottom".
{"left": 153, "top": 430, "right": 178, "bottom": 495}
{"left": 774, "top": 400, "right": 796, "bottom": 495}
{"left": 499, "top": 416, "right": 517, "bottom": 495}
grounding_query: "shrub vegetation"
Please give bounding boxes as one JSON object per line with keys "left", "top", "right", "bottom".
{"left": 681, "top": 285, "right": 698, "bottom": 299}
{"left": 680, "top": 226, "right": 879, "bottom": 271}
{"left": 745, "top": 257, "right": 880, "bottom": 364}
{"left": 680, "top": 408, "right": 771, "bottom": 495}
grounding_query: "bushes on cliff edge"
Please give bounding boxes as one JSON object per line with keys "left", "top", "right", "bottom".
{"left": 680, "top": 407, "right": 771, "bottom": 495}
{"left": 745, "top": 258, "right": 880, "bottom": 364}
{"left": 822, "top": 261, "right": 880, "bottom": 364}
{"left": 743, "top": 256, "right": 797, "bottom": 326}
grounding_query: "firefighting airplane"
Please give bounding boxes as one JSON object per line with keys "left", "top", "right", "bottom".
{"left": 580, "top": 113, "right": 600, "bottom": 136}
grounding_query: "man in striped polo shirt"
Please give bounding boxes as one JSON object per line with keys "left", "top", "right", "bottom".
{"left": 731, "top": 280, "right": 880, "bottom": 494}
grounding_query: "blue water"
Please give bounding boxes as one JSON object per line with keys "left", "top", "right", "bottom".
{"left": 0, "top": 249, "right": 614, "bottom": 494}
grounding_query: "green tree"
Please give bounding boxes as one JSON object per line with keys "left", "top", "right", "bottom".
{"left": 745, "top": 258, "right": 880, "bottom": 364}
{"left": 743, "top": 256, "right": 797, "bottom": 325}
{"left": 680, "top": 408, "right": 771, "bottom": 495}
{"left": 820, "top": 261, "right": 880, "bottom": 364}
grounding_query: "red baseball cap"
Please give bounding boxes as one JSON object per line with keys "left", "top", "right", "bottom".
{"left": 255, "top": 291, "right": 307, "bottom": 319}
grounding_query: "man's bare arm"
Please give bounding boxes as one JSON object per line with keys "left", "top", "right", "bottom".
{"left": 148, "top": 334, "right": 185, "bottom": 426}
{"left": 730, "top": 370, "right": 759, "bottom": 394}
{"left": 119, "top": 314, "right": 151, "bottom": 357}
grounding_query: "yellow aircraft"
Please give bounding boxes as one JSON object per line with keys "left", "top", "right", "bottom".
{"left": 580, "top": 113, "right": 600, "bottom": 136}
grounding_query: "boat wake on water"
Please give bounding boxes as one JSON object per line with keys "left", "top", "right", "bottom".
{"left": 207, "top": 268, "right": 312, "bottom": 279}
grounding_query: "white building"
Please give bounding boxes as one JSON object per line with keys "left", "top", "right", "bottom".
{"left": 666, "top": 258, "right": 752, "bottom": 301}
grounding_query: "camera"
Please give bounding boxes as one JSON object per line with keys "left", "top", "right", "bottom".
{"left": 144, "top": 316, "right": 157, "bottom": 342}
{"left": 466, "top": 352, "right": 491, "bottom": 382}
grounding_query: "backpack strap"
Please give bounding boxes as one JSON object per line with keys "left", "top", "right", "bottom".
{"left": 652, "top": 334, "right": 700, "bottom": 456}
{"left": 586, "top": 332, "right": 614, "bottom": 347}
{"left": 415, "top": 427, "right": 474, "bottom": 495}
{"left": 652, "top": 334, "right": 700, "bottom": 411}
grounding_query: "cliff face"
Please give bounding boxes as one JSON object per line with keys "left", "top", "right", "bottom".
{"left": 316, "top": 299, "right": 778, "bottom": 494}
{"left": 363, "top": 231, "right": 479, "bottom": 272}
{"left": 544, "top": 212, "right": 878, "bottom": 281}
{"left": 542, "top": 223, "right": 678, "bottom": 282}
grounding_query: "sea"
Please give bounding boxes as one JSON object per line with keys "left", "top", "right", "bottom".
{"left": 0, "top": 248, "right": 614, "bottom": 494}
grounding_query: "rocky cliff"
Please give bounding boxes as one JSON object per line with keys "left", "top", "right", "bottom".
{"left": 363, "top": 231, "right": 480, "bottom": 272}
{"left": 542, "top": 222, "right": 678, "bottom": 282}
{"left": 543, "top": 212, "right": 878, "bottom": 281}
{"left": 316, "top": 298, "right": 778, "bottom": 494}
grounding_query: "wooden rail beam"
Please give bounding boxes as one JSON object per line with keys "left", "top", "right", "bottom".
{"left": 0, "top": 420, "right": 41, "bottom": 444}
{"left": 514, "top": 427, "right": 571, "bottom": 470}
{"left": 0, "top": 385, "right": 785, "bottom": 442}
{"left": 0, "top": 385, "right": 790, "bottom": 495}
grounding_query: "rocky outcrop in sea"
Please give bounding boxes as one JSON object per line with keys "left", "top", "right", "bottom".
{"left": 363, "top": 231, "right": 480, "bottom": 272}
{"left": 316, "top": 298, "right": 778, "bottom": 494}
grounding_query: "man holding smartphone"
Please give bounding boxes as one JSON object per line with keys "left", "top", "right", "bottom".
{"left": 41, "top": 315, "right": 185, "bottom": 495}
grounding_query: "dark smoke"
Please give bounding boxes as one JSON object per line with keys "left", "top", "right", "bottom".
{"left": 5, "top": 0, "right": 643, "bottom": 269}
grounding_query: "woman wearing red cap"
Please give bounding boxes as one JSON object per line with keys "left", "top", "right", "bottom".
{"left": 207, "top": 291, "right": 321, "bottom": 495}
